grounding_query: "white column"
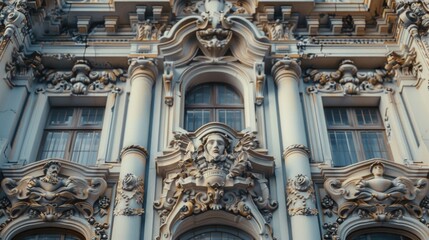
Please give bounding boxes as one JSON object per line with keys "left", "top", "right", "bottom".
{"left": 272, "top": 58, "right": 321, "bottom": 240}
{"left": 112, "top": 58, "right": 157, "bottom": 240}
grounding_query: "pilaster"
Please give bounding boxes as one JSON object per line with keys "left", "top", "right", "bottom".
{"left": 111, "top": 58, "right": 157, "bottom": 240}
{"left": 272, "top": 58, "right": 320, "bottom": 240}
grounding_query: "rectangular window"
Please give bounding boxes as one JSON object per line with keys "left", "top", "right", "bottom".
{"left": 39, "top": 107, "right": 104, "bottom": 165}
{"left": 325, "top": 108, "right": 390, "bottom": 167}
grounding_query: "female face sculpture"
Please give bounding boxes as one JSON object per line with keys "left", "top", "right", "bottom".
{"left": 371, "top": 163, "right": 384, "bottom": 177}
{"left": 205, "top": 134, "right": 226, "bottom": 159}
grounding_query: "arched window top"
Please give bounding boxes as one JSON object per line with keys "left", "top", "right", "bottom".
{"left": 185, "top": 83, "right": 244, "bottom": 131}
{"left": 178, "top": 225, "right": 253, "bottom": 240}
{"left": 348, "top": 228, "right": 418, "bottom": 240}
{"left": 14, "top": 228, "right": 84, "bottom": 240}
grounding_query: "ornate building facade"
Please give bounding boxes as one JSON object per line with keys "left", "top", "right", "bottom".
{"left": 0, "top": 0, "right": 428, "bottom": 239}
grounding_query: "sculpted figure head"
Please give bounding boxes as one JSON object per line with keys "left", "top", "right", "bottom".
{"left": 370, "top": 161, "right": 385, "bottom": 177}
{"left": 203, "top": 133, "right": 230, "bottom": 160}
{"left": 43, "top": 161, "right": 62, "bottom": 178}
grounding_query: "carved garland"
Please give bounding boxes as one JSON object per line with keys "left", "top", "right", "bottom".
{"left": 286, "top": 174, "right": 318, "bottom": 216}
{"left": 39, "top": 60, "right": 125, "bottom": 95}
{"left": 114, "top": 173, "right": 145, "bottom": 216}
{"left": 304, "top": 60, "right": 392, "bottom": 95}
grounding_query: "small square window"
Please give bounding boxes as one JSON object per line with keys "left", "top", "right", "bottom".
{"left": 38, "top": 107, "right": 104, "bottom": 165}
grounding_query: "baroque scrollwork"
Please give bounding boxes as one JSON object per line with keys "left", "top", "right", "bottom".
{"left": 154, "top": 125, "right": 277, "bottom": 239}
{"left": 194, "top": 0, "right": 234, "bottom": 59}
{"left": 136, "top": 19, "right": 167, "bottom": 40}
{"left": 305, "top": 60, "right": 391, "bottom": 95}
{"left": 263, "top": 19, "right": 296, "bottom": 41}
{"left": 40, "top": 60, "right": 126, "bottom": 95}
{"left": 286, "top": 174, "right": 318, "bottom": 216}
{"left": 114, "top": 173, "right": 145, "bottom": 216}
{"left": 385, "top": 45, "right": 420, "bottom": 78}
{"left": 323, "top": 161, "right": 429, "bottom": 222}
{"left": 1, "top": 161, "right": 108, "bottom": 222}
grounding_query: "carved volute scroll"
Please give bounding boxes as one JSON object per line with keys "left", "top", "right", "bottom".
{"left": 154, "top": 123, "right": 278, "bottom": 239}
{"left": 319, "top": 160, "right": 429, "bottom": 239}
{"left": 0, "top": 160, "right": 111, "bottom": 239}
{"left": 304, "top": 60, "right": 392, "bottom": 95}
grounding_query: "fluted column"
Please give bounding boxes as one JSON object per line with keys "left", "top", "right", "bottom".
{"left": 272, "top": 58, "right": 320, "bottom": 240}
{"left": 112, "top": 58, "right": 157, "bottom": 240}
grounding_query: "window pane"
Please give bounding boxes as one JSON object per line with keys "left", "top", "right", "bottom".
{"left": 361, "top": 132, "right": 388, "bottom": 160}
{"left": 79, "top": 108, "right": 104, "bottom": 126}
{"left": 329, "top": 131, "right": 358, "bottom": 167}
{"left": 186, "top": 85, "right": 211, "bottom": 105}
{"left": 185, "top": 110, "right": 210, "bottom": 131}
{"left": 217, "top": 85, "right": 241, "bottom": 105}
{"left": 217, "top": 110, "right": 243, "bottom": 130}
{"left": 48, "top": 109, "right": 74, "bottom": 126}
{"left": 71, "top": 131, "right": 101, "bottom": 165}
{"left": 325, "top": 108, "right": 349, "bottom": 127}
{"left": 355, "top": 108, "right": 380, "bottom": 126}
{"left": 39, "top": 131, "right": 69, "bottom": 159}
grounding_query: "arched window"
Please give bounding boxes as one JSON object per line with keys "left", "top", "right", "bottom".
{"left": 185, "top": 83, "right": 244, "bottom": 131}
{"left": 14, "top": 228, "right": 84, "bottom": 240}
{"left": 178, "top": 225, "right": 253, "bottom": 240}
{"left": 348, "top": 229, "right": 418, "bottom": 240}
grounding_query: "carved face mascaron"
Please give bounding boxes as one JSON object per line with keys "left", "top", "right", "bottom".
{"left": 46, "top": 164, "right": 60, "bottom": 178}
{"left": 371, "top": 163, "right": 384, "bottom": 177}
{"left": 205, "top": 134, "right": 226, "bottom": 159}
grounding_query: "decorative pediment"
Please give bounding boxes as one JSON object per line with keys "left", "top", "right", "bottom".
{"left": 159, "top": 0, "right": 269, "bottom": 67}
{"left": 39, "top": 60, "right": 125, "bottom": 95}
{"left": 154, "top": 123, "right": 277, "bottom": 239}
{"left": 304, "top": 60, "right": 392, "bottom": 95}
{"left": 0, "top": 160, "right": 111, "bottom": 239}
{"left": 318, "top": 159, "right": 429, "bottom": 239}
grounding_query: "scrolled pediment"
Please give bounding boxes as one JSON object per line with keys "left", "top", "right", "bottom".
{"left": 0, "top": 160, "right": 112, "bottom": 239}
{"left": 159, "top": 1, "right": 269, "bottom": 67}
{"left": 318, "top": 159, "right": 429, "bottom": 239}
{"left": 154, "top": 123, "right": 277, "bottom": 239}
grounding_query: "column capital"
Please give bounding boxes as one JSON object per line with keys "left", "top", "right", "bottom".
{"left": 283, "top": 144, "right": 310, "bottom": 158}
{"left": 271, "top": 57, "right": 301, "bottom": 85}
{"left": 120, "top": 145, "right": 149, "bottom": 160}
{"left": 128, "top": 57, "right": 158, "bottom": 85}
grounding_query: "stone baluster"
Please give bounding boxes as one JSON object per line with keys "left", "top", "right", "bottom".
{"left": 272, "top": 57, "right": 321, "bottom": 240}
{"left": 111, "top": 58, "right": 157, "bottom": 240}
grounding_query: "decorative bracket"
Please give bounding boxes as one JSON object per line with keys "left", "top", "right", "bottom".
{"left": 163, "top": 61, "right": 174, "bottom": 106}
{"left": 254, "top": 62, "right": 265, "bottom": 105}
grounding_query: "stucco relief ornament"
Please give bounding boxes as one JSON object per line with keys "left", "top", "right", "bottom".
{"left": 304, "top": 60, "right": 391, "bottom": 95}
{"left": 136, "top": 19, "right": 167, "bottom": 41}
{"left": 264, "top": 19, "right": 296, "bottom": 41}
{"left": 324, "top": 161, "right": 429, "bottom": 222}
{"left": 41, "top": 60, "right": 125, "bottom": 95}
{"left": 114, "top": 173, "right": 145, "bottom": 216}
{"left": 286, "top": 174, "right": 318, "bottom": 216}
{"left": 0, "top": 161, "right": 107, "bottom": 222}
{"left": 194, "top": 0, "right": 234, "bottom": 59}
{"left": 154, "top": 129, "right": 278, "bottom": 239}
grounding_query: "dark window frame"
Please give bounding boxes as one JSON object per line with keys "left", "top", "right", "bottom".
{"left": 185, "top": 83, "right": 244, "bottom": 131}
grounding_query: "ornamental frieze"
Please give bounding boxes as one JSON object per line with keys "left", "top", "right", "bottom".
{"left": 0, "top": 160, "right": 111, "bottom": 239}
{"left": 154, "top": 123, "right": 277, "bottom": 239}
{"left": 39, "top": 60, "right": 125, "bottom": 95}
{"left": 319, "top": 160, "right": 429, "bottom": 239}
{"left": 304, "top": 60, "right": 391, "bottom": 95}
